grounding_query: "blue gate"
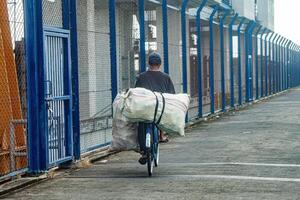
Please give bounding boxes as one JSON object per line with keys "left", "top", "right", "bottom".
{"left": 43, "top": 27, "right": 73, "bottom": 166}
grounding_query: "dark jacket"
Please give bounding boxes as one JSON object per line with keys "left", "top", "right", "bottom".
{"left": 135, "top": 71, "right": 175, "bottom": 94}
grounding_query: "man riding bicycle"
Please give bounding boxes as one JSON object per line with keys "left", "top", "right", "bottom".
{"left": 135, "top": 52, "right": 175, "bottom": 164}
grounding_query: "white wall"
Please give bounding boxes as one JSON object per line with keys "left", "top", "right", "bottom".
{"left": 257, "top": 0, "right": 274, "bottom": 30}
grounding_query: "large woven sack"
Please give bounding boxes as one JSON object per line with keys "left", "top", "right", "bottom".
{"left": 121, "top": 88, "right": 190, "bottom": 136}
{"left": 110, "top": 94, "right": 138, "bottom": 152}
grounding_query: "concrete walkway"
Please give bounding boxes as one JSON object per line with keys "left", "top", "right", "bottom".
{"left": 3, "top": 89, "right": 300, "bottom": 200}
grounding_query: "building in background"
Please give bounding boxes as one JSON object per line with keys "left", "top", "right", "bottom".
{"left": 255, "top": 0, "right": 274, "bottom": 30}
{"left": 232, "top": 0, "right": 274, "bottom": 30}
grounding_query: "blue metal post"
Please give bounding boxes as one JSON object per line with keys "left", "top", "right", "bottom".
{"left": 278, "top": 37, "right": 284, "bottom": 91}
{"left": 263, "top": 31, "right": 270, "bottom": 97}
{"left": 282, "top": 39, "right": 288, "bottom": 90}
{"left": 244, "top": 21, "right": 255, "bottom": 102}
{"left": 281, "top": 39, "right": 287, "bottom": 91}
{"left": 69, "top": 0, "right": 80, "bottom": 160}
{"left": 260, "top": 28, "right": 267, "bottom": 98}
{"left": 62, "top": 0, "right": 74, "bottom": 160}
{"left": 24, "top": 0, "right": 47, "bottom": 173}
{"left": 109, "top": 0, "right": 118, "bottom": 101}
{"left": 254, "top": 26, "right": 262, "bottom": 99}
{"left": 296, "top": 46, "right": 299, "bottom": 87}
{"left": 139, "top": 0, "right": 146, "bottom": 72}
{"left": 293, "top": 44, "right": 296, "bottom": 87}
{"left": 296, "top": 46, "right": 298, "bottom": 87}
{"left": 265, "top": 32, "right": 274, "bottom": 96}
{"left": 287, "top": 41, "right": 292, "bottom": 89}
{"left": 220, "top": 10, "right": 230, "bottom": 111}
{"left": 271, "top": 34, "right": 278, "bottom": 94}
{"left": 196, "top": 0, "right": 208, "bottom": 117}
{"left": 296, "top": 46, "right": 298, "bottom": 86}
{"left": 237, "top": 18, "right": 245, "bottom": 105}
{"left": 294, "top": 46, "right": 296, "bottom": 87}
{"left": 267, "top": 32, "right": 274, "bottom": 96}
{"left": 181, "top": 0, "right": 189, "bottom": 93}
{"left": 291, "top": 47, "right": 297, "bottom": 87}
{"left": 269, "top": 33, "right": 278, "bottom": 95}
{"left": 162, "top": 0, "right": 169, "bottom": 74}
{"left": 284, "top": 39, "right": 290, "bottom": 90}
{"left": 295, "top": 45, "right": 298, "bottom": 87}
{"left": 298, "top": 47, "right": 300, "bottom": 86}
{"left": 278, "top": 36, "right": 282, "bottom": 92}
{"left": 286, "top": 40, "right": 290, "bottom": 89}
{"left": 209, "top": 6, "right": 219, "bottom": 114}
{"left": 249, "top": 23, "right": 256, "bottom": 101}
{"left": 290, "top": 43, "right": 295, "bottom": 87}
{"left": 229, "top": 14, "right": 238, "bottom": 107}
{"left": 275, "top": 36, "right": 282, "bottom": 93}
{"left": 281, "top": 39, "right": 285, "bottom": 90}
{"left": 280, "top": 38, "right": 286, "bottom": 91}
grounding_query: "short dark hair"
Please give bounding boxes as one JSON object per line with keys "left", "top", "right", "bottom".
{"left": 148, "top": 52, "right": 162, "bottom": 66}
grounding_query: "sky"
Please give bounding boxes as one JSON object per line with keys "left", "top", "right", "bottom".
{"left": 275, "top": 0, "right": 300, "bottom": 44}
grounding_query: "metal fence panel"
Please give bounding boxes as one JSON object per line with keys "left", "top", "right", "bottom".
{"left": 0, "top": 0, "right": 27, "bottom": 178}
{"left": 77, "top": 1, "right": 112, "bottom": 152}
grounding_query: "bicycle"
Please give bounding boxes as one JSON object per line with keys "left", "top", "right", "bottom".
{"left": 138, "top": 123, "right": 159, "bottom": 177}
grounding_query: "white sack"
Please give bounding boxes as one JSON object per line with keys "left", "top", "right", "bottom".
{"left": 121, "top": 88, "right": 190, "bottom": 136}
{"left": 110, "top": 94, "right": 138, "bottom": 152}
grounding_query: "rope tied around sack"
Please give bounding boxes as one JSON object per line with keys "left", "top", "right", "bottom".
{"left": 152, "top": 92, "right": 166, "bottom": 125}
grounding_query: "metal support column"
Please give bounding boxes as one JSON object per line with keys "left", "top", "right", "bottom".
{"left": 220, "top": 10, "right": 230, "bottom": 111}
{"left": 291, "top": 43, "right": 295, "bottom": 87}
{"left": 139, "top": 0, "right": 146, "bottom": 72}
{"left": 276, "top": 36, "right": 283, "bottom": 93}
{"left": 229, "top": 14, "right": 238, "bottom": 107}
{"left": 254, "top": 26, "right": 262, "bottom": 99}
{"left": 271, "top": 34, "right": 278, "bottom": 94}
{"left": 209, "top": 6, "right": 219, "bottom": 114}
{"left": 25, "top": 0, "right": 47, "bottom": 173}
{"left": 260, "top": 28, "right": 267, "bottom": 97}
{"left": 265, "top": 32, "right": 274, "bottom": 96}
{"left": 196, "top": 0, "right": 208, "bottom": 117}
{"left": 282, "top": 39, "right": 289, "bottom": 90}
{"left": 249, "top": 24, "right": 256, "bottom": 101}
{"left": 285, "top": 39, "right": 291, "bottom": 88}
{"left": 237, "top": 18, "right": 245, "bottom": 105}
{"left": 280, "top": 39, "right": 287, "bottom": 91}
{"left": 69, "top": 0, "right": 80, "bottom": 160}
{"left": 162, "top": 0, "right": 169, "bottom": 74}
{"left": 267, "top": 32, "right": 274, "bottom": 96}
{"left": 278, "top": 37, "right": 284, "bottom": 91}
{"left": 263, "top": 31, "right": 270, "bottom": 97}
{"left": 269, "top": 34, "right": 278, "bottom": 95}
{"left": 109, "top": 0, "right": 118, "bottom": 101}
{"left": 244, "top": 21, "right": 255, "bottom": 102}
{"left": 181, "top": 0, "right": 189, "bottom": 93}
{"left": 287, "top": 41, "right": 293, "bottom": 89}
{"left": 287, "top": 41, "right": 292, "bottom": 89}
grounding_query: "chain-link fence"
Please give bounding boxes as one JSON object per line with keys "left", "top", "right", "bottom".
{"left": 76, "top": 1, "right": 112, "bottom": 153}
{"left": 74, "top": 1, "right": 268, "bottom": 153}
{"left": 71, "top": 0, "right": 296, "bottom": 155}
{"left": 116, "top": 0, "right": 140, "bottom": 91}
{"left": 0, "top": 0, "right": 27, "bottom": 178}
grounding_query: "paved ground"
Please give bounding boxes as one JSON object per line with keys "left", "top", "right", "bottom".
{"left": 3, "top": 88, "right": 300, "bottom": 200}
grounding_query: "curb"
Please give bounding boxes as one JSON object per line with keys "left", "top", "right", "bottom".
{"left": 0, "top": 176, "right": 47, "bottom": 198}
